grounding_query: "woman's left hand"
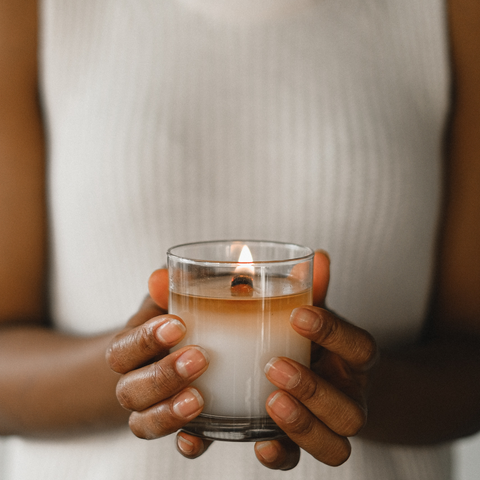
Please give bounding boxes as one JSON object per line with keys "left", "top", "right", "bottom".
{"left": 254, "top": 251, "right": 378, "bottom": 470}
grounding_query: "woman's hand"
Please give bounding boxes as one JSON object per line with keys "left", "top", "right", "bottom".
{"left": 106, "top": 271, "right": 210, "bottom": 453}
{"left": 107, "top": 252, "right": 377, "bottom": 466}
{"left": 254, "top": 251, "right": 378, "bottom": 470}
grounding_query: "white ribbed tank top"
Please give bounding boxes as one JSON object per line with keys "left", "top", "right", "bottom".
{"left": 1, "top": 1, "right": 452, "bottom": 479}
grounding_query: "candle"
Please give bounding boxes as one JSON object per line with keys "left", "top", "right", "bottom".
{"left": 170, "top": 278, "right": 311, "bottom": 417}
{"left": 167, "top": 240, "right": 313, "bottom": 441}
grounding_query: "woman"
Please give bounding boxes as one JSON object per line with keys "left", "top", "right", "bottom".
{"left": 1, "top": 0, "right": 479, "bottom": 479}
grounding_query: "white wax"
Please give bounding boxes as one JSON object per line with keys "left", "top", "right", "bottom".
{"left": 170, "top": 279, "right": 311, "bottom": 417}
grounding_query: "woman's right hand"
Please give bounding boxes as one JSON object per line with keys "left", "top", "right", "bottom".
{"left": 106, "top": 270, "right": 211, "bottom": 456}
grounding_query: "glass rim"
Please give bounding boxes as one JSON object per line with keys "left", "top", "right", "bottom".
{"left": 167, "top": 239, "right": 314, "bottom": 267}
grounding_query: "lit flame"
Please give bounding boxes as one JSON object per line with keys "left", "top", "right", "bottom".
{"left": 235, "top": 245, "right": 254, "bottom": 276}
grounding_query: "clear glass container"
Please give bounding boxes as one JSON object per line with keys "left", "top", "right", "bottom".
{"left": 167, "top": 240, "right": 314, "bottom": 441}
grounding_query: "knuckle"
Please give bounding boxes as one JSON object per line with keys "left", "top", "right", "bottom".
{"left": 129, "top": 412, "right": 156, "bottom": 440}
{"left": 338, "top": 405, "right": 367, "bottom": 437}
{"left": 149, "top": 406, "right": 178, "bottom": 439}
{"left": 128, "top": 413, "right": 147, "bottom": 439}
{"left": 129, "top": 405, "right": 174, "bottom": 440}
{"left": 358, "top": 332, "right": 378, "bottom": 368}
{"left": 296, "top": 375, "right": 326, "bottom": 404}
{"left": 135, "top": 325, "right": 159, "bottom": 358}
{"left": 353, "top": 405, "right": 368, "bottom": 434}
{"left": 105, "top": 323, "right": 161, "bottom": 374}
{"left": 151, "top": 361, "right": 179, "bottom": 396}
{"left": 288, "top": 411, "right": 316, "bottom": 436}
{"left": 147, "top": 409, "right": 170, "bottom": 439}
{"left": 327, "top": 438, "right": 351, "bottom": 467}
{"left": 115, "top": 377, "right": 135, "bottom": 410}
{"left": 319, "top": 315, "right": 338, "bottom": 345}
{"left": 105, "top": 338, "right": 127, "bottom": 373}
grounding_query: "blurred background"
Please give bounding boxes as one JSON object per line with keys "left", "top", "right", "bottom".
{"left": 456, "top": 434, "right": 480, "bottom": 479}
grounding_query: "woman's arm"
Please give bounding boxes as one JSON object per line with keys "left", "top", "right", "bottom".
{"left": 357, "top": 0, "right": 480, "bottom": 445}
{"left": 0, "top": 0, "right": 128, "bottom": 436}
{"left": 0, "top": 0, "right": 46, "bottom": 325}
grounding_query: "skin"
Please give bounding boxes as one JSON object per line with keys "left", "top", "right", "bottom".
{"left": 111, "top": 254, "right": 376, "bottom": 468}
{"left": 1, "top": 0, "right": 480, "bottom": 472}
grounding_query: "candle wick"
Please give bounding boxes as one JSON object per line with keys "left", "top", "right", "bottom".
{"left": 231, "top": 274, "right": 254, "bottom": 297}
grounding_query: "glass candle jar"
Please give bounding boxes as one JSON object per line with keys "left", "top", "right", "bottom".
{"left": 168, "top": 240, "right": 313, "bottom": 441}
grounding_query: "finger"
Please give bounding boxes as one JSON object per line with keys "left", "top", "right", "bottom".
{"left": 177, "top": 432, "right": 213, "bottom": 459}
{"left": 265, "top": 357, "right": 366, "bottom": 437}
{"left": 106, "top": 314, "right": 186, "bottom": 374}
{"left": 265, "top": 391, "right": 351, "bottom": 467}
{"left": 116, "top": 346, "right": 209, "bottom": 411}
{"left": 254, "top": 437, "right": 300, "bottom": 470}
{"left": 290, "top": 306, "right": 378, "bottom": 371}
{"left": 129, "top": 387, "right": 204, "bottom": 440}
{"left": 313, "top": 250, "right": 330, "bottom": 306}
{"left": 149, "top": 269, "right": 169, "bottom": 311}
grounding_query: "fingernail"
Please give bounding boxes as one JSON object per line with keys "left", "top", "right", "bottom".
{"left": 155, "top": 318, "right": 186, "bottom": 344}
{"left": 177, "top": 435, "right": 195, "bottom": 454}
{"left": 290, "top": 307, "right": 320, "bottom": 332}
{"left": 175, "top": 347, "right": 209, "bottom": 378}
{"left": 268, "top": 392, "right": 299, "bottom": 423}
{"left": 256, "top": 441, "right": 279, "bottom": 463}
{"left": 264, "top": 358, "right": 300, "bottom": 389}
{"left": 173, "top": 388, "right": 204, "bottom": 418}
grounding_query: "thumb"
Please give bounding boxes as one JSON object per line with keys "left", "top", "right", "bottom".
{"left": 148, "top": 268, "right": 169, "bottom": 311}
{"left": 313, "top": 250, "right": 330, "bottom": 306}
